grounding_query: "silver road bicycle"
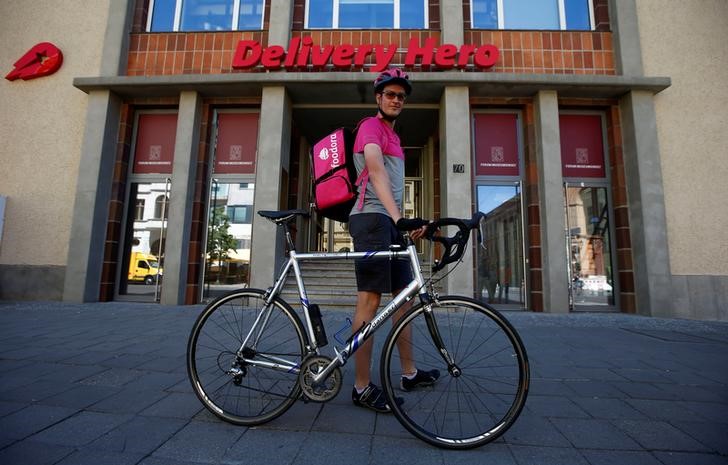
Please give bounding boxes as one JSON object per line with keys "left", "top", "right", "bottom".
{"left": 187, "top": 209, "right": 529, "bottom": 449}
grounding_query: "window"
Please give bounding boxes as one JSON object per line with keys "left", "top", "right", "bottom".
{"left": 471, "top": 0, "right": 594, "bottom": 30}
{"left": 134, "top": 199, "right": 145, "bottom": 221}
{"left": 147, "top": 0, "right": 265, "bottom": 32}
{"left": 154, "top": 195, "right": 170, "bottom": 219}
{"left": 306, "top": 0, "right": 427, "bottom": 29}
{"left": 227, "top": 205, "right": 252, "bottom": 224}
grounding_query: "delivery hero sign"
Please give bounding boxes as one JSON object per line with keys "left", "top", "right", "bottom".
{"left": 232, "top": 37, "right": 499, "bottom": 72}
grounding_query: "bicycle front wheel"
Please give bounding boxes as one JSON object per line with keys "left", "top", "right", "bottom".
{"left": 381, "top": 296, "right": 529, "bottom": 449}
{"left": 187, "top": 289, "right": 307, "bottom": 426}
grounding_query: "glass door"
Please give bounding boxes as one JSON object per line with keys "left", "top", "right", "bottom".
{"left": 564, "top": 184, "right": 616, "bottom": 310}
{"left": 202, "top": 181, "right": 254, "bottom": 299}
{"left": 475, "top": 183, "right": 526, "bottom": 309}
{"left": 118, "top": 180, "right": 170, "bottom": 302}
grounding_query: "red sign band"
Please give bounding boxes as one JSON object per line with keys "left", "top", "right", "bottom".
{"left": 232, "top": 37, "right": 499, "bottom": 72}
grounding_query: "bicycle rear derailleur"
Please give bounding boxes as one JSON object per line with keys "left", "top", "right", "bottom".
{"left": 299, "top": 355, "right": 342, "bottom": 402}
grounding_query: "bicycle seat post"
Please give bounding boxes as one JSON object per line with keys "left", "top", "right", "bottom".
{"left": 282, "top": 222, "right": 296, "bottom": 253}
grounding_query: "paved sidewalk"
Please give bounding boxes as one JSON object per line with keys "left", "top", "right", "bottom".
{"left": 0, "top": 301, "right": 726, "bottom": 465}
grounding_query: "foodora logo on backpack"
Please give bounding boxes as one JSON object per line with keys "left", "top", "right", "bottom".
{"left": 320, "top": 132, "right": 341, "bottom": 169}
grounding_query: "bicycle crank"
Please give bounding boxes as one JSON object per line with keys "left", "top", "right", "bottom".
{"left": 299, "top": 355, "right": 342, "bottom": 402}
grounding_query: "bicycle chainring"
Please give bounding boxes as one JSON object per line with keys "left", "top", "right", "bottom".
{"left": 299, "top": 355, "right": 342, "bottom": 402}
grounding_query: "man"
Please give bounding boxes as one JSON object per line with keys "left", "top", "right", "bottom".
{"left": 348, "top": 68, "right": 440, "bottom": 413}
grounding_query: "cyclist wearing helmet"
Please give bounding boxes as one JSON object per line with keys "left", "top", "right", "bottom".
{"left": 349, "top": 68, "right": 439, "bottom": 413}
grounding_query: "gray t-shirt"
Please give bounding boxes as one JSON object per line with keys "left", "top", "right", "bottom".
{"left": 349, "top": 117, "right": 405, "bottom": 217}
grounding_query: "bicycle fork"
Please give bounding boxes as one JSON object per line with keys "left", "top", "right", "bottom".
{"left": 421, "top": 300, "right": 462, "bottom": 377}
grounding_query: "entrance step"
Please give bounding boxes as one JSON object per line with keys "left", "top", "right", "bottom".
{"left": 279, "top": 258, "right": 442, "bottom": 312}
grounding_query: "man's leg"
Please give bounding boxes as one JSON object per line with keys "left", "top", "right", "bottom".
{"left": 392, "top": 293, "right": 416, "bottom": 376}
{"left": 353, "top": 290, "right": 381, "bottom": 389}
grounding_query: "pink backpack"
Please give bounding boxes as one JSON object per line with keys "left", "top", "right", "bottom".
{"left": 310, "top": 123, "right": 367, "bottom": 223}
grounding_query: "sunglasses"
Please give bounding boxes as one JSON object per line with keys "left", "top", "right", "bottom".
{"left": 380, "top": 90, "right": 407, "bottom": 102}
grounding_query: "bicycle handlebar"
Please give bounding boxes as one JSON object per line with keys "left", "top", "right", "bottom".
{"left": 423, "top": 212, "right": 486, "bottom": 273}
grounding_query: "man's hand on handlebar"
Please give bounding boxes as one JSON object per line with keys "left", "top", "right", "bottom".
{"left": 396, "top": 217, "right": 430, "bottom": 241}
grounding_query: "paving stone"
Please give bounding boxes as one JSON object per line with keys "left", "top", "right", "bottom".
{"left": 439, "top": 443, "right": 516, "bottom": 465}
{"left": 38, "top": 384, "right": 121, "bottom": 409}
{"left": 0, "top": 400, "right": 27, "bottom": 417}
{"left": 608, "top": 381, "right": 682, "bottom": 400}
{"left": 671, "top": 420, "right": 728, "bottom": 455}
{"left": 29, "top": 411, "right": 133, "bottom": 447}
{"left": 580, "top": 449, "right": 663, "bottom": 465}
{"left": 611, "top": 419, "right": 711, "bottom": 452}
{"left": 370, "top": 435, "right": 445, "bottom": 465}
{"left": 570, "top": 397, "right": 648, "bottom": 420}
{"left": 652, "top": 451, "right": 728, "bottom": 465}
{"left": 508, "top": 445, "right": 589, "bottom": 465}
{"left": 0, "top": 440, "right": 74, "bottom": 465}
{"left": 221, "top": 428, "right": 308, "bottom": 465}
{"left": 87, "top": 416, "right": 187, "bottom": 455}
{"left": 524, "top": 395, "right": 591, "bottom": 418}
{"left": 78, "top": 368, "right": 145, "bottom": 387}
{"left": 625, "top": 398, "right": 707, "bottom": 422}
{"left": 152, "top": 420, "right": 245, "bottom": 463}
{"left": 563, "top": 380, "right": 626, "bottom": 398}
{"left": 0, "top": 404, "right": 78, "bottom": 440}
{"left": 139, "top": 392, "right": 203, "bottom": 419}
{"left": 550, "top": 418, "right": 641, "bottom": 450}
{"left": 312, "top": 402, "right": 376, "bottom": 434}
{"left": 53, "top": 449, "right": 145, "bottom": 465}
{"left": 88, "top": 388, "right": 169, "bottom": 414}
{"left": 253, "top": 400, "right": 322, "bottom": 432}
{"left": 501, "top": 415, "right": 571, "bottom": 447}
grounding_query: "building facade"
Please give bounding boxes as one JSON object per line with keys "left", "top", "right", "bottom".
{"left": 1, "top": 0, "right": 726, "bottom": 320}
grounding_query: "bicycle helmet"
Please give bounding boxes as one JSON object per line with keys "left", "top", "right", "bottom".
{"left": 374, "top": 68, "right": 412, "bottom": 95}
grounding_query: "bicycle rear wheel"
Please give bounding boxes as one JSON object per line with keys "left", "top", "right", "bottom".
{"left": 381, "top": 296, "right": 529, "bottom": 449}
{"left": 187, "top": 289, "right": 307, "bottom": 425}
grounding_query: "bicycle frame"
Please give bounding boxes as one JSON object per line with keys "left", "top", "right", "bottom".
{"left": 237, "top": 237, "right": 432, "bottom": 385}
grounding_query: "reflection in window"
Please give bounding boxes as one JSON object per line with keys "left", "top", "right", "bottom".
{"left": 476, "top": 185, "right": 525, "bottom": 307}
{"left": 227, "top": 205, "right": 252, "bottom": 224}
{"left": 148, "top": 0, "right": 264, "bottom": 31}
{"left": 471, "top": 0, "right": 593, "bottom": 30}
{"left": 135, "top": 199, "right": 146, "bottom": 221}
{"left": 154, "top": 195, "right": 169, "bottom": 219}
{"left": 306, "top": 0, "right": 427, "bottom": 29}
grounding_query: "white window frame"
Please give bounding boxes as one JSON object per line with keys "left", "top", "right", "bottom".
{"left": 304, "top": 0, "right": 429, "bottom": 29}
{"left": 472, "top": 0, "right": 595, "bottom": 30}
{"left": 146, "top": 0, "right": 265, "bottom": 32}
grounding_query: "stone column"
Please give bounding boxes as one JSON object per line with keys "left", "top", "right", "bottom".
{"left": 440, "top": 0, "right": 465, "bottom": 44}
{"left": 608, "top": 0, "right": 645, "bottom": 76}
{"left": 160, "top": 91, "right": 202, "bottom": 305}
{"left": 63, "top": 0, "right": 135, "bottom": 302}
{"left": 63, "top": 90, "right": 122, "bottom": 302}
{"left": 534, "top": 90, "right": 569, "bottom": 312}
{"left": 620, "top": 90, "right": 673, "bottom": 316}
{"left": 439, "top": 86, "right": 473, "bottom": 295}
{"left": 268, "top": 0, "right": 293, "bottom": 46}
{"left": 249, "top": 87, "right": 292, "bottom": 289}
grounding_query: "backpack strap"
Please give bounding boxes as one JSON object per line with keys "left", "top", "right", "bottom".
{"left": 354, "top": 168, "right": 369, "bottom": 210}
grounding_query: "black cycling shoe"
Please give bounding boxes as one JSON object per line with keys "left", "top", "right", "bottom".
{"left": 352, "top": 383, "right": 403, "bottom": 413}
{"left": 401, "top": 368, "right": 441, "bottom": 391}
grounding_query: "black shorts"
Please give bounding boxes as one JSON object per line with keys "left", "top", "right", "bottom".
{"left": 349, "top": 213, "right": 412, "bottom": 294}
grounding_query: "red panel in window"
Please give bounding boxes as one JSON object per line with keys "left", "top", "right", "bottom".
{"left": 560, "top": 114, "right": 606, "bottom": 178}
{"left": 214, "top": 113, "right": 259, "bottom": 174}
{"left": 132, "top": 113, "right": 178, "bottom": 174}
{"left": 473, "top": 113, "right": 520, "bottom": 176}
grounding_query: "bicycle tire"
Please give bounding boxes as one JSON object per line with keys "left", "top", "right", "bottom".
{"left": 380, "top": 296, "right": 529, "bottom": 449}
{"left": 187, "top": 288, "right": 307, "bottom": 426}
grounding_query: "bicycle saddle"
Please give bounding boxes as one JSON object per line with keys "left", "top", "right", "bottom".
{"left": 258, "top": 209, "right": 310, "bottom": 224}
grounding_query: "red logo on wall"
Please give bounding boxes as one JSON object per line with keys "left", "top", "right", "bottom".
{"left": 232, "top": 37, "right": 499, "bottom": 72}
{"left": 5, "top": 42, "right": 63, "bottom": 81}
